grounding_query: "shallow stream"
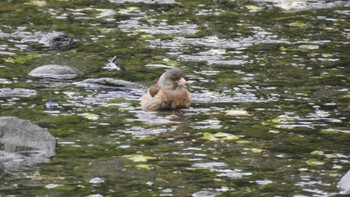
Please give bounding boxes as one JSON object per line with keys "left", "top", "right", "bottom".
{"left": 0, "top": 0, "right": 350, "bottom": 196}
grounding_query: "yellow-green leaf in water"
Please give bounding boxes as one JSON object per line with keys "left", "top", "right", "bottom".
{"left": 78, "top": 113, "right": 99, "bottom": 120}
{"left": 310, "top": 150, "right": 324, "bottom": 156}
{"left": 140, "top": 34, "right": 155, "bottom": 40}
{"left": 135, "top": 164, "right": 153, "bottom": 170}
{"left": 202, "top": 132, "right": 239, "bottom": 142}
{"left": 280, "top": 46, "right": 288, "bottom": 51}
{"left": 202, "top": 132, "right": 218, "bottom": 141}
{"left": 263, "top": 115, "right": 294, "bottom": 125}
{"left": 127, "top": 6, "right": 140, "bottom": 11}
{"left": 15, "top": 53, "right": 41, "bottom": 64}
{"left": 288, "top": 21, "right": 306, "bottom": 27}
{"left": 26, "top": 0, "right": 47, "bottom": 7}
{"left": 298, "top": 45, "right": 319, "bottom": 50}
{"left": 306, "top": 159, "right": 325, "bottom": 166}
{"left": 320, "top": 128, "right": 340, "bottom": 134}
{"left": 137, "top": 136, "right": 157, "bottom": 142}
{"left": 100, "top": 29, "right": 112, "bottom": 34}
{"left": 164, "top": 60, "right": 178, "bottom": 67}
{"left": 269, "top": 130, "right": 280, "bottom": 134}
{"left": 123, "top": 155, "right": 156, "bottom": 162}
{"left": 321, "top": 53, "right": 334, "bottom": 58}
{"left": 263, "top": 116, "right": 283, "bottom": 125}
{"left": 245, "top": 148, "right": 263, "bottom": 153}
{"left": 186, "top": 167, "right": 202, "bottom": 171}
{"left": 237, "top": 140, "right": 250, "bottom": 144}
{"left": 272, "top": 117, "right": 283, "bottom": 123}
{"left": 246, "top": 5, "right": 263, "bottom": 12}
{"left": 214, "top": 132, "right": 239, "bottom": 140}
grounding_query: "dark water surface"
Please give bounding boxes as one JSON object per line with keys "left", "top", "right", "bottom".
{"left": 0, "top": 0, "right": 350, "bottom": 196}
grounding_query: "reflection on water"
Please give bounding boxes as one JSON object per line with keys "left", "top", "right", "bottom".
{"left": 0, "top": 0, "right": 349, "bottom": 196}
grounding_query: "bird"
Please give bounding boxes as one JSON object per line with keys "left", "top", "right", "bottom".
{"left": 140, "top": 68, "right": 191, "bottom": 111}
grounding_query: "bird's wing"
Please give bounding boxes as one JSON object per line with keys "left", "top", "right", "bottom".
{"left": 148, "top": 84, "right": 161, "bottom": 97}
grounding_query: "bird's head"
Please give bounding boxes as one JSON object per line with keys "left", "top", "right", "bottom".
{"left": 158, "top": 68, "right": 187, "bottom": 90}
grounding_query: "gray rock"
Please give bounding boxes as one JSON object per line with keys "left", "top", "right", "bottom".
{"left": 29, "top": 64, "right": 83, "bottom": 79}
{"left": 0, "top": 117, "right": 56, "bottom": 156}
{"left": 0, "top": 117, "right": 56, "bottom": 172}
{"left": 21, "top": 31, "right": 75, "bottom": 50}
{"left": 73, "top": 78, "right": 146, "bottom": 101}
{"left": 338, "top": 170, "right": 350, "bottom": 194}
{"left": 74, "top": 77, "right": 146, "bottom": 90}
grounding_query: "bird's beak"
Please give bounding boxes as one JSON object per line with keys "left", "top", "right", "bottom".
{"left": 177, "top": 77, "right": 187, "bottom": 86}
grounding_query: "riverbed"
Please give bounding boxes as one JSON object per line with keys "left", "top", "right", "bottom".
{"left": 0, "top": 0, "right": 350, "bottom": 196}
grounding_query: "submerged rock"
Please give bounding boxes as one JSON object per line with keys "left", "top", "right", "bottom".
{"left": 338, "top": 170, "right": 350, "bottom": 194}
{"left": 74, "top": 77, "right": 146, "bottom": 90}
{"left": 29, "top": 64, "right": 83, "bottom": 79}
{"left": 72, "top": 78, "right": 146, "bottom": 102}
{"left": 21, "top": 31, "right": 75, "bottom": 50}
{"left": 0, "top": 116, "right": 56, "bottom": 171}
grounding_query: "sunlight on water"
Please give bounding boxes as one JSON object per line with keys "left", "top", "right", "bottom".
{"left": 0, "top": 0, "right": 349, "bottom": 196}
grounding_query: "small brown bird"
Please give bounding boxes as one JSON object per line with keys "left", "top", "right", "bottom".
{"left": 140, "top": 68, "right": 191, "bottom": 110}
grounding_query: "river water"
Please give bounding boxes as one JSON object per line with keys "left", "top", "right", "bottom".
{"left": 0, "top": 0, "right": 350, "bottom": 196}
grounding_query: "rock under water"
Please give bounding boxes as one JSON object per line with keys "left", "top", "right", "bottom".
{"left": 74, "top": 77, "right": 146, "bottom": 90}
{"left": 338, "top": 170, "right": 350, "bottom": 194}
{"left": 21, "top": 31, "right": 75, "bottom": 50}
{"left": 0, "top": 116, "right": 56, "bottom": 172}
{"left": 29, "top": 64, "right": 83, "bottom": 80}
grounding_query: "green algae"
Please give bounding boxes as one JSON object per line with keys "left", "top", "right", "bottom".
{"left": 14, "top": 53, "right": 42, "bottom": 64}
{"left": 202, "top": 132, "right": 240, "bottom": 142}
{"left": 0, "top": 0, "right": 349, "bottom": 196}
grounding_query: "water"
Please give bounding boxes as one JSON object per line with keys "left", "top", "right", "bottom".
{"left": 0, "top": 0, "right": 349, "bottom": 196}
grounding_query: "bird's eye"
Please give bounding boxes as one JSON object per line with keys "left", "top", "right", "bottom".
{"left": 171, "top": 77, "right": 176, "bottom": 81}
